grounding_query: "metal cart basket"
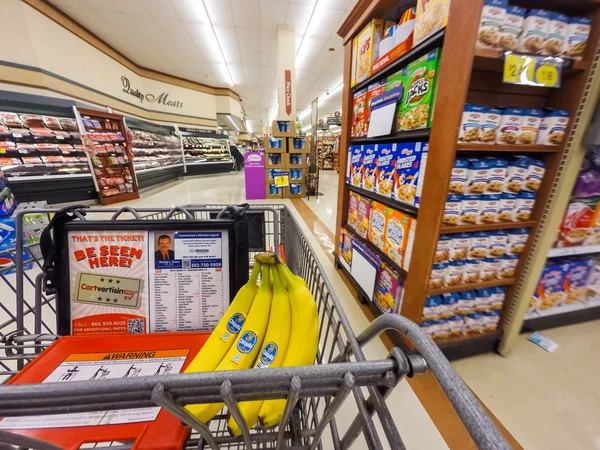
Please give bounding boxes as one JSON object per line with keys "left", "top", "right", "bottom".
{"left": 0, "top": 204, "right": 509, "bottom": 450}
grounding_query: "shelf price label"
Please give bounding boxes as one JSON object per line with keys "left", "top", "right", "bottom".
{"left": 273, "top": 170, "right": 289, "bottom": 187}
{"left": 503, "top": 53, "right": 562, "bottom": 88}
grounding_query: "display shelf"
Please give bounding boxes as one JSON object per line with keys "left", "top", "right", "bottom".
{"left": 352, "top": 29, "right": 445, "bottom": 93}
{"left": 456, "top": 144, "right": 562, "bottom": 153}
{"left": 347, "top": 185, "right": 418, "bottom": 218}
{"left": 523, "top": 304, "right": 600, "bottom": 332}
{"left": 434, "top": 330, "right": 499, "bottom": 346}
{"left": 350, "top": 129, "right": 430, "bottom": 144}
{"left": 473, "top": 47, "right": 589, "bottom": 73}
{"left": 343, "top": 224, "right": 407, "bottom": 277}
{"left": 440, "top": 221, "right": 536, "bottom": 234}
{"left": 428, "top": 278, "right": 515, "bottom": 296}
{"left": 547, "top": 245, "right": 600, "bottom": 258}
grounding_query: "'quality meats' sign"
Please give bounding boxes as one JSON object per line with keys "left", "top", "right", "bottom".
{"left": 121, "top": 76, "right": 183, "bottom": 108}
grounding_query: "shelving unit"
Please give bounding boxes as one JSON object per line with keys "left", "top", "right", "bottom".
{"left": 335, "top": 0, "right": 600, "bottom": 357}
{"left": 317, "top": 134, "right": 337, "bottom": 170}
{"left": 180, "top": 127, "right": 234, "bottom": 176}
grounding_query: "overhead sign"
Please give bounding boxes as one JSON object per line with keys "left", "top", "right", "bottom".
{"left": 503, "top": 53, "right": 562, "bottom": 88}
{"left": 326, "top": 112, "right": 342, "bottom": 125}
{"left": 285, "top": 70, "right": 292, "bottom": 115}
{"left": 121, "top": 76, "right": 184, "bottom": 108}
{"left": 317, "top": 119, "right": 330, "bottom": 130}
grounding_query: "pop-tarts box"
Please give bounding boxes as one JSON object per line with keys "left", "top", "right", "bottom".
{"left": 349, "top": 145, "right": 363, "bottom": 187}
{"left": 375, "top": 143, "right": 396, "bottom": 197}
{"left": 361, "top": 144, "right": 378, "bottom": 192}
{"left": 393, "top": 141, "right": 428, "bottom": 207}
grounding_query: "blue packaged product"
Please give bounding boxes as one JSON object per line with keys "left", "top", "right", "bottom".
{"left": 445, "top": 260, "right": 466, "bottom": 287}
{"left": 350, "top": 145, "right": 363, "bottom": 187}
{"left": 0, "top": 218, "right": 32, "bottom": 274}
{"left": 482, "top": 310, "right": 501, "bottom": 331}
{"left": 423, "top": 295, "right": 443, "bottom": 321}
{"left": 478, "top": 194, "right": 501, "bottom": 224}
{"left": 297, "top": 184, "right": 303, "bottom": 195}
{"left": 449, "top": 158, "right": 469, "bottom": 195}
{"left": 441, "top": 292, "right": 460, "bottom": 318}
{"left": 375, "top": 143, "right": 396, "bottom": 198}
{"left": 290, "top": 184, "right": 297, "bottom": 195}
{"left": 465, "top": 312, "right": 484, "bottom": 334}
{"left": 393, "top": 141, "right": 428, "bottom": 207}
{"left": 429, "top": 262, "right": 448, "bottom": 290}
{"left": 456, "top": 290, "right": 477, "bottom": 315}
{"left": 362, "top": 144, "right": 377, "bottom": 192}
{"left": 523, "top": 158, "right": 545, "bottom": 192}
{"left": 564, "top": 17, "right": 592, "bottom": 60}
{"left": 476, "top": 288, "right": 493, "bottom": 312}
{"left": 461, "top": 195, "right": 481, "bottom": 225}
{"left": 481, "top": 257, "right": 500, "bottom": 281}
{"left": 466, "top": 158, "right": 493, "bottom": 195}
{"left": 447, "top": 315, "right": 465, "bottom": 336}
{"left": 486, "top": 158, "right": 508, "bottom": 194}
{"left": 459, "top": 104, "right": 486, "bottom": 143}
{"left": 481, "top": 107, "right": 503, "bottom": 143}
{"left": 470, "top": 231, "right": 489, "bottom": 259}
{"left": 499, "top": 193, "right": 518, "bottom": 222}
{"left": 564, "top": 258, "right": 594, "bottom": 304}
{"left": 504, "top": 156, "right": 530, "bottom": 194}
{"left": 443, "top": 194, "right": 463, "bottom": 227}
{"left": 488, "top": 230, "right": 508, "bottom": 258}
{"left": 433, "top": 319, "right": 450, "bottom": 339}
{"left": 435, "top": 234, "right": 453, "bottom": 263}
{"left": 489, "top": 286, "right": 506, "bottom": 310}
{"left": 516, "top": 191, "right": 536, "bottom": 221}
{"left": 420, "top": 320, "right": 436, "bottom": 336}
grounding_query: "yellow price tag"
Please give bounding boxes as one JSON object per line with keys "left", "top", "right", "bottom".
{"left": 0, "top": 148, "right": 5, "bottom": 154}
{"left": 503, "top": 53, "right": 535, "bottom": 84}
{"left": 274, "top": 175, "right": 289, "bottom": 187}
{"left": 535, "top": 64, "right": 559, "bottom": 87}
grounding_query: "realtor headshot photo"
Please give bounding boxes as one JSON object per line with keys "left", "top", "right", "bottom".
{"left": 155, "top": 233, "right": 175, "bottom": 261}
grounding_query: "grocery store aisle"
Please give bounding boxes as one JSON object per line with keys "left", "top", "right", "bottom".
{"left": 301, "top": 170, "right": 340, "bottom": 233}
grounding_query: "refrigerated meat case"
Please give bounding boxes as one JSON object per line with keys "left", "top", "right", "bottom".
{"left": 181, "top": 127, "right": 235, "bottom": 176}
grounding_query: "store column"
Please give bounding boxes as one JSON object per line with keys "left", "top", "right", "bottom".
{"left": 276, "top": 25, "right": 296, "bottom": 121}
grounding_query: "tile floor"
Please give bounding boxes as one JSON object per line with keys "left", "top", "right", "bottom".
{"left": 2, "top": 169, "right": 599, "bottom": 449}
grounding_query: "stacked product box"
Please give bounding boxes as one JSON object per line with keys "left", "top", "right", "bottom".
{"left": 264, "top": 134, "right": 309, "bottom": 199}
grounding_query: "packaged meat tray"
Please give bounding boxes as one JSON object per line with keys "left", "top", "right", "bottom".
{"left": 16, "top": 144, "right": 36, "bottom": 153}
{"left": 9, "top": 128, "right": 30, "bottom": 137}
{"left": 0, "top": 112, "right": 23, "bottom": 127}
{"left": 52, "top": 130, "right": 70, "bottom": 138}
{"left": 35, "top": 143, "right": 60, "bottom": 151}
{"left": 62, "top": 156, "right": 78, "bottom": 163}
{"left": 21, "top": 156, "right": 42, "bottom": 164}
{"left": 57, "top": 144, "right": 74, "bottom": 153}
{"left": 29, "top": 128, "right": 54, "bottom": 138}
{"left": 0, "top": 158, "right": 21, "bottom": 165}
{"left": 20, "top": 114, "right": 45, "bottom": 128}
{"left": 74, "top": 144, "right": 87, "bottom": 152}
{"left": 0, "top": 126, "right": 11, "bottom": 136}
{"left": 41, "top": 155, "right": 66, "bottom": 163}
{"left": 42, "top": 116, "right": 63, "bottom": 130}
{"left": 0, "top": 141, "right": 16, "bottom": 149}
{"left": 59, "top": 117, "right": 78, "bottom": 131}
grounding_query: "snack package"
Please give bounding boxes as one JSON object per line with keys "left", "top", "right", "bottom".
{"left": 489, "top": 286, "right": 506, "bottom": 310}
{"left": 385, "top": 69, "right": 405, "bottom": 132}
{"left": 403, "top": 219, "right": 417, "bottom": 271}
{"left": 573, "top": 167, "right": 600, "bottom": 199}
{"left": 461, "top": 195, "right": 480, "bottom": 225}
{"left": 451, "top": 232, "right": 471, "bottom": 261}
{"left": 475, "top": 288, "right": 492, "bottom": 312}
{"left": 456, "top": 290, "right": 477, "bottom": 315}
{"left": 481, "top": 107, "right": 503, "bottom": 143}
{"left": 399, "top": 49, "right": 440, "bottom": 131}
{"left": 413, "top": 0, "right": 450, "bottom": 46}
{"left": 356, "top": 195, "right": 371, "bottom": 238}
{"left": 449, "top": 158, "right": 468, "bottom": 194}
{"left": 466, "top": 158, "right": 491, "bottom": 195}
{"left": 532, "top": 262, "right": 569, "bottom": 312}
{"left": 356, "top": 19, "right": 385, "bottom": 83}
{"left": 342, "top": 228, "right": 353, "bottom": 265}
{"left": 564, "top": 259, "right": 594, "bottom": 304}
{"left": 458, "top": 104, "right": 485, "bottom": 143}
{"left": 465, "top": 312, "right": 484, "bottom": 334}
{"left": 556, "top": 198, "right": 600, "bottom": 248}
{"left": 362, "top": 145, "right": 378, "bottom": 191}
{"left": 369, "top": 201, "right": 388, "bottom": 251}
{"left": 498, "top": 255, "right": 519, "bottom": 279}
{"left": 496, "top": 108, "right": 523, "bottom": 145}
{"left": 563, "top": 17, "right": 592, "bottom": 60}
{"left": 518, "top": 9, "right": 551, "bottom": 54}
{"left": 423, "top": 295, "right": 443, "bottom": 321}
{"left": 445, "top": 260, "right": 465, "bottom": 286}
{"left": 393, "top": 141, "right": 428, "bottom": 207}
{"left": 434, "top": 234, "right": 452, "bottom": 263}
{"left": 364, "top": 81, "right": 387, "bottom": 136}
{"left": 507, "top": 228, "right": 529, "bottom": 256}
{"left": 504, "top": 157, "right": 529, "bottom": 194}
{"left": 478, "top": 194, "right": 501, "bottom": 224}
{"left": 470, "top": 231, "right": 490, "bottom": 259}
{"left": 476, "top": 0, "right": 507, "bottom": 49}
{"left": 480, "top": 257, "right": 499, "bottom": 281}
{"left": 373, "top": 7, "right": 416, "bottom": 74}
{"left": 464, "top": 259, "right": 481, "bottom": 283}
{"left": 443, "top": 194, "right": 463, "bottom": 226}
{"left": 448, "top": 315, "right": 465, "bottom": 336}
{"left": 375, "top": 143, "right": 396, "bottom": 197}
{"left": 375, "top": 262, "right": 402, "bottom": 313}
{"left": 429, "top": 263, "right": 448, "bottom": 290}
{"left": 542, "top": 12, "right": 569, "bottom": 56}
{"left": 488, "top": 230, "right": 508, "bottom": 258}
{"left": 536, "top": 110, "right": 569, "bottom": 145}
{"left": 498, "top": 6, "right": 526, "bottom": 51}
{"left": 350, "top": 145, "right": 363, "bottom": 187}
{"left": 498, "top": 193, "right": 518, "bottom": 222}
{"left": 441, "top": 292, "right": 459, "bottom": 318}
{"left": 384, "top": 209, "right": 412, "bottom": 267}
{"left": 523, "top": 158, "right": 545, "bottom": 192}
{"left": 347, "top": 191, "right": 359, "bottom": 229}
{"left": 482, "top": 310, "right": 501, "bottom": 331}
{"left": 515, "top": 191, "right": 536, "bottom": 221}
{"left": 486, "top": 158, "right": 507, "bottom": 194}
{"left": 351, "top": 89, "right": 368, "bottom": 138}
{"left": 518, "top": 109, "right": 543, "bottom": 145}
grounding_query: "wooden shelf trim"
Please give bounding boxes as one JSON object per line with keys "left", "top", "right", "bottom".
{"left": 434, "top": 330, "right": 500, "bottom": 346}
{"left": 347, "top": 185, "right": 418, "bottom": 218}
{"left": 428, "top": 278, "right": 515, "bottom": 296}
{"left": 456, "top": 143, "right": 562, "bottom": 153}
{"left": 440, "top": 221, "right": 536, "bottom": 234}
{"left": 350, "top": 129, "right": 430, "bottom": 144}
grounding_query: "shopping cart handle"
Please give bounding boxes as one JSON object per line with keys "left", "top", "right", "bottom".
{"left": 350, "top": 314, "right": 512, "bottom": 450}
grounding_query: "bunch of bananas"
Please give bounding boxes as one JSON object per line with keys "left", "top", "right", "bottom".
{"left": 184, "top": 252, "right": 319, "bottom": 435}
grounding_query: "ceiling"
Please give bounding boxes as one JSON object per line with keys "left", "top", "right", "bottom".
{"left": 47, "top": 0, "right": 357, "bottom": 133}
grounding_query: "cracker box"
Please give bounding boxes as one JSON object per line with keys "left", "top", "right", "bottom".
{"left": 356, "top": 19, "right": 385, "bottom": 84}
{"left": 518, "top": 9, "right": 552, "bottom": 54}
{"left": 563, "top": 17, "right": 592, "bottom": 60}
{"left": 498, "top": 255, "right": 519, "bottom": 279}
{"left": 449, "top": 158, "right": 469, "bottom": 195}
{"left": 443, "top": 194, "right": 462, "bottom": 227}
{"left": 434, "top": 234, "right": 452, "bottom": 263}
{"left": 478, "top": 194, "right": 501, "bottom": 224}
{"left": 347, "top": 191, "right": 359, "bottom": 229}
{"left": 496, "top": 108, "right": 523, "bottom": 145}
{"left": 362, "top": 144, "right": 378, "bottom": 192}
{"left": 499, "top": 6, "right": 526, "bottom": 51}
{"left": 414, "top": 0, "right": 450, "bottom": 46}
{"left": 542, "top": 12, "right": 569, "bottom": 56}
{"left": 375, "top": 262, "right": 403, "bottom": 313}
{"left": 470, "top": 231, "right": 490, "bottom": 259}
{"left": 451, "top": 232, "right": 471, "bottom": 261}
{"left": 488, "top": 230, "right": 508, "bottom": 258}
{"left": 507, "top": 228, "right": 529, "bottom": 256}
{"left": 536, "top": 110, "right": 570, "bottom": 145}
{"left": 429, "top": 263, "right": 448, "bottom": 290}
{"left": 399, "top": 49, "right": 440, "bottom": 131}
{"left": 515, "top": 191, "right": 536, "bottom": 221}
{"left": 351, "top": 89, "right": 368, "bottom": 138}
{"left": 375, "top": 143, "right": 396, "bottom": 197}
{"left": 458, "top": 104, "right": 485, "bottom": 143}
{"left": 369, "top": 201, "right": 388, "bottom": 251}
{"left": 466, "top": 158, "right": 492, "bottom": 195}
{"left": 476, "top": 0, "right": 507, "bottom": 49}
{"left": 518, "top": 109, "right": 543, "bottom": 145}
{"left": 481, "top": 107, "right": 503, "bottom": 144}
{"left": 356, "top": 195, "right": 371, "bottom": 239}
{"left": 486, "top": 158, "right": 507, "bottom": 194}
{"left": 393, "top": 141, "right": 428, "bottom": 207}
{"left": 349, "top": 145, "right": 363, "bottom": 187}
{"left": 504, "top": 157, "right": 529, "bottom": 194}
{"left": 523, "top": 158, "right": 545, "bottom": 192}
{"left": 384, "top": 208, "right": 412, "bottom": 268}
{"left": 461, "top": 195, "right": 481, "bottom": 225}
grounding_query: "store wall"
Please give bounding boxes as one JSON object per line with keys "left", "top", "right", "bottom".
{"left": 0, "top": 0, "right": 243, "bottom": 127}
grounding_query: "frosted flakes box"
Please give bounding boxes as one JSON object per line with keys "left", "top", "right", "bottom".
{"left": 356, "top": 195, "right": 371, "bottom": 239}
{"left": 383, "top": 208, "right": 411, "bottom": 268}
{"left": 564, "top": 259, "right": 594, "bottom": 304}
{"left": 393, "top": 141, "right": 428, "bottom": 207}
{"left": 347, "top": 191, "right": 359, "bottom": 229}
{"left": 349, "top": 145, "right": 363, "bottom": 187}
{"left": 375, "top": 143, "right": 396, "bottom": 197}
{"left": 375, "top": 262, "right": 403, "bottom": 313}
{"left": 369, "top": 201, "right": 388, "bottom": 251}
{"left": 532, "top": 262, "right": 569, "bottom": 313}
{"left": 362, "top": 144, "right": 378, "bottom": 192}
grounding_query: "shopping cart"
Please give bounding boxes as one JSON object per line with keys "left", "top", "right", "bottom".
{"left": 0, "top": 205, "right": 510, "bottom": 450}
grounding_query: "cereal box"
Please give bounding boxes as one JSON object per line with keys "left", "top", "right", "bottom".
{"left": 369, "top": 201, "right": 388, "bottom": 251}
{"left": 434, "top": 234, "right": 452, "bottom": 263}
{"left": 518, "top": 9, "right": 551, "bottom": 54}
{"left": 458, "top": 104, "right": 485, "bottom": 143}
{"left": 461, "top": 195, "right": 481, "bottom": 225}
{"left": 375, "top": 262, "right": 403, "bottom": 313}
{"left": 443, "top": 194, "right": 462, "bottom": 227}
{"left": 451, "top": 232, "right": 471, "bottom": 261}
{"left": 429, "top": 263, "right": 448, "bottom": 290}
{"left": 399, "top": 49, "right": 440, "bottom": 131}
{"left": 518, "top": 109, "right": 543, "bottom": 145}
{"left": 542, "top": 12, "right": 569, "bottom": 56}
{"left": 496, "top": 108, "right": 523, "bottom": 145}
{"left": 515, "top": 191, "right": 536, "bottom": 221}
{"left": 373, "top": 8, "right": 416, "bottom": 74}
{"left": 351, "top": 89, "right": 368, "bottom": 138}
{"left": 498, "top": 193, "right": 518, "bottom": 222}
{"left": 356, "top": 195, "right": 371, "bottom": 239}
{"left": 384, "top": 209, "right": 412, "bottom": 267}
{"left": 414, "top": 0, "right": 450, "bottom": 46}
{"left": 386, "top": 70, "right": 405, "bottom": 132}
{"left": 536, "top": 110, "right": 569, "bottom": 145}
{"left": 532, "top": 262, "right": 569, "bottom": 313}
{"left": 481, "top": 107, "right": 503, "bottom": 143}
{"left": 563, "top": 17, "right": 592, "bottom": 60}
{"left": 449, "top": 158, "right": 468, "bottom": 195}
{"left": 478, "top": 194, "right": 501, "bottom": 224}
{"left": 470, "top": 231, "right": 490, "bottom": 259}
{"left": 498, "top": 255, "right": 519, "bottom": 279}
{"left": 507, "top": 228, "right": 529, "bottom": 256}
{"left": 488, "top": 230, "right": 508, "bottom": 258}
{"left": 466, "top": 158, "right": 492, "bottom": 195}
{"left": 356, "top": 19, "right": 385, "bottom": 84}
{"left": 403, "top": 218, "right": 417, "bottom": 271}
{"left": 362, "top": 144, "right": 378, "bottom": 192}
{"left": 476, "top": 0, "right": 507, "bottom": 49}
{"left": 349, "top": 145, "right": 363, "bottom": 187}
{"left": 523, "top": 158, "right": 545, "bottom": 192}
{"left": 486, "top": 158, "right": 507, "bottom": 194}
{"left": 564, "top": 259, "right": 594, "bottom": 304}
{"left": 393, "top": 141, "right": 428, "bottom": 207}
{"left": 342, "top": 228, "right": 353, "bottom": 266}
{"left": 504, "top": 157, "right": 529, "bottom": 194}
{"left": 498, "top": 6, "right": 525, "bottom": 51}
{"left": 557, "top": 199, "right": 600, "bottom": 248}
{"left": 351, "top": 36, "right": 358, "bottom": 87}
{"left": 375, "top": 143, "right": 396, "bottom": 197}
{"left": 347, "top": 191, "right": 359, "bottom": 229}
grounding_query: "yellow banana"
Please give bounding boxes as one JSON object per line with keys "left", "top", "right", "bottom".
{"left": 228, "top": 266, "right": 291, "bottom": 436}
{"left": 258, "top": 264, "right": 319, "bottom": 428}
{"left": 186, "top": 265, "right": 273, "bottom": 423}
